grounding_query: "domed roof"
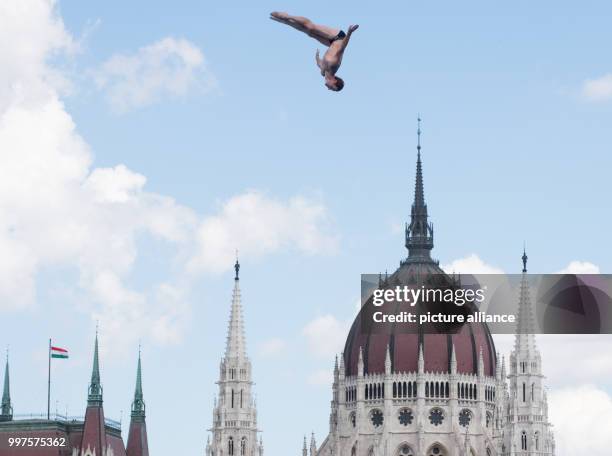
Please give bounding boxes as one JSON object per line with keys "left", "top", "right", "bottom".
{"left": 343, "top": 126, "right": 497, "bottom": 377}
{"left": 343, "top": 261, "right": 498, "bottom": 377}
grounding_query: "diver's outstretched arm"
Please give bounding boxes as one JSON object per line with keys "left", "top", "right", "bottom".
{"left": 338, "top": 24, "right": 359, "bottom": 53}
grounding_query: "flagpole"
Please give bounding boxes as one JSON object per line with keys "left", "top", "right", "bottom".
{"left": 47, "top": 338, "right": 51, "bottom": 420}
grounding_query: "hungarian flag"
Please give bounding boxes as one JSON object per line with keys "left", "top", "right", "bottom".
{"left": 50, "top": 346, "right": 69, "bottom": 359}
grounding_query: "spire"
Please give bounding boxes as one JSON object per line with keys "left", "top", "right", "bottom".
{"left": 310, "top": 432, "right": 317, "bottom": 456}
{"left": 127, "top": 348, "right": 149, "bottom": 456}
{"left": 357, "top": 347, "right": 364, "bottom": 377}
{"left": 478, "top": 347, "right": 485, "bottom": 377}
{"left": 225, "top": 259, "right": 247, "bottom": 360}
{"left": 405, "top": 117, "right": 434, "bottom": 261}
{"left": 515, "top": 248, "right": 537, "bottom": 354}
{"left": 384, "top": 344, "right": 392, "bottom": 374}
{"left": 81, "top": 331, "right": 107, "bottom": 454}
{"left": 450, "top": 343, "right": 457, "bottom": 375}
{"left": 418, "top": 341, "right": 425, "bottom": 373}
{"left": 88, "top": 330, "right": 103, "bottom": 405}
{"left": 1, "top": 349, "right": 12, "bottom": 421}
{"left": 131, "top": 349, "right": 145, "bottom": 419}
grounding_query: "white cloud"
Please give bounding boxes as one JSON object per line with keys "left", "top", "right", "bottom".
{"left": 582, "top": 74, "right": 612, "bottom": 102}
{"left": 257, "top": 338, "right": 286, "bottom": 358}
{"left": 556, "top": 260, "right": 600, "bottom": 274}
{"left": 93, "top": 36, "right": 216, "bottom": 112}
{"left": 549, "top": 384, "right": 612, "bottom": 455}
{"left": 0, "top": 0, "right": 336, "bottom": 353}
{"left": 0, "top": 0, "right": 76, "bottom": 112}
{"left": 188, "top": 191, "right": 338, "bottom": 274}
{"left": 441, "top": 254, "right": 504, "bottom": 275}
{"left": 307, "top": 369, "right": 333, "bottom": 387}
{"left": 302, "top": 315, "right": 350, "bottom": 359}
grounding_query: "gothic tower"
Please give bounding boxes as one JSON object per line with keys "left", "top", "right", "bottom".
{"left": 80, "top": 332, "right": 110, "bottom": 456}
{"left": 207, "top": 260, "right": 263, "bottom": 456}
{"left": 0, "top": 352, "right": 12, "bottom": 422}
{"left": 127, "top": 350, "right": 149, "bottom": 456}
{"left": 504, "top": 251, "right": 555, "bottom": 455}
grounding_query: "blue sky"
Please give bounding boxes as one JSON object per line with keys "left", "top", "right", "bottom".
{"left": 1, "top": 1, "right": 612, "bottom": 455}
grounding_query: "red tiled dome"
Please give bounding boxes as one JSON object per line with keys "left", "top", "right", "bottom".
{"left": 343, "top": 261, "right": 497, "bottom": 377}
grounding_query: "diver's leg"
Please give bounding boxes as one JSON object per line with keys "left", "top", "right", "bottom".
{"left": 270, "top": 12, "right": 340, "bottom": 46}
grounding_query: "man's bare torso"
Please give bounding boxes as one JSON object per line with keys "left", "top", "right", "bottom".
{"left": 319, "top": 39, "right": 346, "bottom": 75}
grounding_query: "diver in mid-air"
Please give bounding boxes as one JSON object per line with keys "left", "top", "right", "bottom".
{"left": 270, "top": 12, "right": 359, "bottom": 92}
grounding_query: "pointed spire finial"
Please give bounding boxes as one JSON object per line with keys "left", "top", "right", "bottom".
{"left": 1, "top": 347, "right": 11, "bottom": 421}
{"left": 131, "top": 349, "right": 145, "bottom": 418}
{"left": 405, "top": 116, "right": 434, "bottom": 260}
{"left": 417, "top": 115, "right": 422, "bottom": 153}
{"left": 225, "top": 259, "right": 247, "bottom": 359}
{"left": 522, "top": 243, "right": 528, "bottom": 273}
{"left": 87, "top": 331, "right": 103, "bottom": 406}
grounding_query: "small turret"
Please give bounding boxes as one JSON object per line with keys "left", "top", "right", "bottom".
{"left": 88, "top": 332, "right": 103, "bottom": 406}
{"left": 80, "top": 332, "right": 108, "bottom": 454}
{"left": 339, "top": 353, "right": 345, "bottom": 380}
{"left": 418, "top": 342, "right": 425, "bottom": 374}
{"left": 310, "top": 432, "right": 317, "bottom": 456}
{"left": 384, "top": 344, "right": 392, "bottom": 375}
{"left": 127, "top": 349, "right": 149, "bottom": 456}
{"left": 357, "top": 347, "right": 364, "bottom": 377}
{"left": 0, "top": 351, "right": 12, "bottom": 421}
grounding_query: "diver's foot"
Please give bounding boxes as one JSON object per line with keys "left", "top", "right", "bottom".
{"left": 270, "top": 12, "right": 289, "bottom": 21}
{"left": 348, "top": 24, "right": 359, "bottom": 33}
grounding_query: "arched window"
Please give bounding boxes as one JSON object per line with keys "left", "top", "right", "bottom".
{"left": 521, "top": 431, "right": 527, "bottom": 450}
{"left": 231, "top": 389, "right": 235, "bottom": 408}
{"left": 229, "top": 437, "right": 234, "bottom": 456}
{"left": 535, "top": 432, "right": 540, "bottom": 451}
{"left": 427, "top": 443, "right": 447, "bottom": 456}
{"left": 522, "top": 382, "right": 526, "bottom": 402}
{"left": 396, "top": 443, "right": 414, "bottom": 456}
{"left": 240, "top": 390, "right": 243, "bottom": 408}
{"left": 241, "top": 437, "right": 247, "bottom": 456}
{"left": 531, "top": 383, "right": 535, "bottom": 401}
{"left": 393, "top": 382, "right": 397, "bottom": 398}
